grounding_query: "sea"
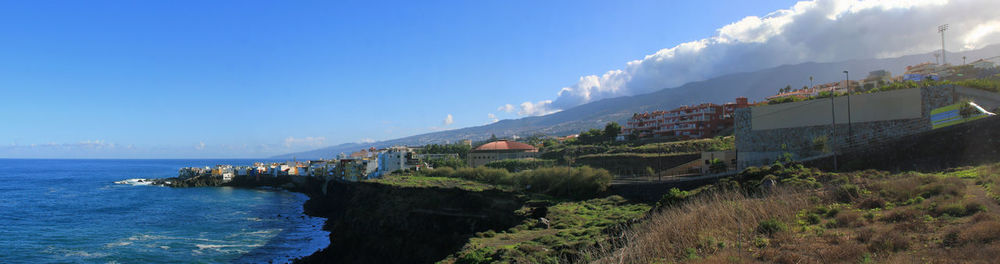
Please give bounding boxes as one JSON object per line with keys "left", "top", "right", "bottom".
{"left": 0, "top": 159, "right": 329, "bottom": 264}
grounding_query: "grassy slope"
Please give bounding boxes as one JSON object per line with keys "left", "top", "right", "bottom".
{"left": 592, "top": 162, "right": 1000, "bottom": 263}
{"left": 366, "top": 174, "right": 651, "bottom": 264}
{"left": 445, "top": 195, "right": 650, "bottom": 264}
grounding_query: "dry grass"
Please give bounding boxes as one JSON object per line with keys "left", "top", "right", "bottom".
{"left": 583, "top": 162, "right": 1000, "bottom": 264}
{"left": 588, "top": 189, "right": 815, "bottom": 263}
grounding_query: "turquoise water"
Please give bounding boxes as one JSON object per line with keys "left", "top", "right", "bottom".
{"left": 0, "top": 159, "right": 329, "bottom": 263}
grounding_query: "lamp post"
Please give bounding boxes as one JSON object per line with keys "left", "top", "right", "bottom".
{"left": 939, "top": 24, "right": 949, "bottom": 65}
{"left": 844, "top": 70, "right": 852, "bottom": 145}
{"left": 830, "top": 76, "right": 838, "bottom": 171}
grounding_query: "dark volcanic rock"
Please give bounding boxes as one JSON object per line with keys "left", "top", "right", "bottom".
{"left": 296, "top": 181, "right": 526, "bottom": 264}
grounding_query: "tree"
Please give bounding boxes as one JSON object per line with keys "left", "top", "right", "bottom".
{"left": 428, "top": 157, "right": 466, "bottom": 169}
{"left": 604, "top": 122, "right": 622, "bottom": 142}
{"left": 576, "top": 128, "right": 605, "bottom": 145}
{"left": 489, "top": 134, "right": 498, "bottom": 141}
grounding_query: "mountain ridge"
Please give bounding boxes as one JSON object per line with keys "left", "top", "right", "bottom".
{"left": 273, "top": 45, "right": 1000, "bottom": 159}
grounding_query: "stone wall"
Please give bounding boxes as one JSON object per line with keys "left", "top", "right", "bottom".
{"left": 736, "top": 85, "right": 968, "bottom": 169}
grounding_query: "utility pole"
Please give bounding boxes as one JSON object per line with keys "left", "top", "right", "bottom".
{"left": 934, "top": 53, "right": 940, "bottom": 64}
{"left": 939, "top": 24, "right": 949, "bottom": 65}
{"left": 963, "top": 56, "right": 967, "bottom": 65}
{"left": 844, "top": 70, "right": 852, "bottom": 146}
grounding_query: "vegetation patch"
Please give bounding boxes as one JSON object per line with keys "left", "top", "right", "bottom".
{"left": 583, "top": 161, "right": 1000, "bottom": 263}
{"left": 444, "top": 195, "right": 650, "bottom": 264}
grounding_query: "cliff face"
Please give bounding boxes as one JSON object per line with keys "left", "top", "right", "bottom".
{"left": 297, "top": 180, "right": 527, "bottom": 263}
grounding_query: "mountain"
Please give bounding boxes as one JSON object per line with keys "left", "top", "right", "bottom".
{"left": 274, "top": 45, "right": 1000, "bottom": 159}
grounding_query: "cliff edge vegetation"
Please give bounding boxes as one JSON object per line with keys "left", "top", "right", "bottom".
{"left": 587, "top": 162, "right": 1000, "bottom": 263}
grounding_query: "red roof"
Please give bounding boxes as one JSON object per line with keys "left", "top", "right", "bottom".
{"left": 474, "top": 140, "right": 538, "bottom": 151}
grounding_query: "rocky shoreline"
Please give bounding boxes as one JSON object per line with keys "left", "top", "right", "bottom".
{"left": 134, "top": 173, "right": 525, "bottom": 263}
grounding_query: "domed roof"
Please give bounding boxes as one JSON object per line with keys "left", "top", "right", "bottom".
{"left": 473, "top": 140, "right": 538, "bottom": 151}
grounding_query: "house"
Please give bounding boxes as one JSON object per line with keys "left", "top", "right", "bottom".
{"left": 862, "top": 70, "right": 893, "bottom": 90}
{"left": 335, "top": 158, "right": 379, "bottom": 181}
{"left": 971, "top": 59, "right": 996, "bottom": 69}
{"left": 903, "top": 62, "right": 947, "bottom": 81}
{"left": 378, "top": 146, "right": 418, "bottom": 174}
{"left": 622, "top": 97, "right": 748, "bottom": 140}
{"left": 467, "top": 140, "right": 539, "bottom": 167}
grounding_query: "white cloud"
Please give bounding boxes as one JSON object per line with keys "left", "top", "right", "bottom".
{"left": 518, "top": 100, "right": 559, "bottom": 116}
{"left": 283, "top": 136, "right": 326, "bottom": 148}
{"left": 488, "top": 113, "right": 499, "bottom": 123}
{"left": 504, "top": 0, "right": 1000, "bottom": 115}
{"left": 196, "top": 141, "right": 206, "bottom": 150}
{"left": 498, "top": 104, "right": 516, "bottom": 113}
{"left": 443, "top": 114, "right": 454, "bottom": 126}
{"left": 357, "top": 138, "right": 376, "bottom": 144}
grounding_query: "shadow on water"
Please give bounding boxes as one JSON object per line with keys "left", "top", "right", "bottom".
{"left": 231, "top": 192, "right": 330, "bottom": 264}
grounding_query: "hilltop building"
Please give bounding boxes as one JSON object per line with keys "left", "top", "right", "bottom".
{"left": 735, "top": 85, "right": 1000, "bottom": 170}
{"left": 903, "top": 62, "right": 947, "bottom": 81}
{"left": 862, "top": 70, "right": 897, "bottom": 90}
{"left": 467, "top": 140, "right": 539, "bottom": 167}
{"left": 622, "top": 97, "right": 748, "bottom": 140}
{"left": 377, "top": 146, "right": 421, "bottom": 174}
{"left": 971, "top": 59, "right": 996, "bottom": 69}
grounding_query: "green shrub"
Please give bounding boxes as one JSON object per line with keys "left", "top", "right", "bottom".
{"left": 516, "top": 166, "right": 613, "bottom": 199}
{"left": 934, "top": 201, "right": 985, "bottom": 217}
{"left": 427, "top": 156, "right": 467, "bottom": 169}
{"left": 834, "top": 184, "right": 861, "bottom": 203}
{"left": 456, "top": 247, "right": 497, "bottom": 264}
{"left": 484, "top": 158, "right": 556, "bottom": 172}
{"left": 757, "top": 218, "right": 787, "bottom": 236}
{"left": 806, "top": 213, "right": 822, "bottom": 225}
{"left": 657, "top": 188, "right": 691, "bottom": 208}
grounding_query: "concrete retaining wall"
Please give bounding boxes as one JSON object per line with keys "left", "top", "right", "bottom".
{"left": 736, "top": 85, "right": 976, "bottom": 169}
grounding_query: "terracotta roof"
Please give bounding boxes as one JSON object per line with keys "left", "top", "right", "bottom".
{"left": 473, "top": 140, "right": 537, "bottom": 151}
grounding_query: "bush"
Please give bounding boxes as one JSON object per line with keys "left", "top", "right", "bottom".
{"left": 456, "top": 247, "right": 497, "bottom": 264}
{"left": 934, "top": 201, "right": 985, "bottom": 217}
{"left": 484, "top": 158, "right": 555, "bottom": 172}
{"left": 757, "top": 218, "right": 787, "bottom": 236}
{"left": 834, "top": 184, "right": 861, "bottom": 203}
{"left": 516, "top": 166, "right": 613, "bottom": 199}
{"left": 657, "top": 188, "right": 691, "bottom": 208}
{"left": 960, "top": 220, "right": 1000, "bottom": 244}
{"left": 868, "top": 232, "right": 910, "bottom": 252}
{"left": 427, "top": 156, "right": 467, "bottom": 169}
{"left": 880, "top": 209, "right": 919, "bottom": 223}
{"left": 834, "top": 210, "right": 864, "bottom": 228}
{"left": 805, "top": 213, "right": 822, "bottom": 225}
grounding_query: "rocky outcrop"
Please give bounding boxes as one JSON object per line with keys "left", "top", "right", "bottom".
{"left": 296, "top": 180, "right": 527, "bottom": 264}
{"left": 155, "top": 173, "right": 528, "bottom": 263}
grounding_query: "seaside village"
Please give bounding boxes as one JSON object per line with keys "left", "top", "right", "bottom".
{"left": 178, "top": 57, "right": 1000, "bottom": 184}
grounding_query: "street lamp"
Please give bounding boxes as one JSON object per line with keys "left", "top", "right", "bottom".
{"left": 844, "top": 70, "right": 852, "bottom": 145}
{"left": 939, "top": 24, "right": 949, "bottom": 65}
{"left": 830, "top": 76, "right": 837, "bottom": 171}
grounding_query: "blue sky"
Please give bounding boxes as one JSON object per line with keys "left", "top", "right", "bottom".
{"left": 0, "top": 0, "right": 797, "bottom": 158}
{"left": 4, "top": 0, "right": 999, "bottom": 158}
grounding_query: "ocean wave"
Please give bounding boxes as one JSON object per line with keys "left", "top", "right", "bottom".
{"left": 43, "top": 246, "right": 109, "bottom": 259}
{"left": 104, "top": 241, "right": 132, "bottom": 248}
{"left": 113, "top": 178, "right": 155, "bottom": 186}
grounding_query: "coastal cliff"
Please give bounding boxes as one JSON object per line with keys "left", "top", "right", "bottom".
{"left": 296, "top": 180, "right": 527, "bottom": 263}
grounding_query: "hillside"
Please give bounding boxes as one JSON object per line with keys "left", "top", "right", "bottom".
{"left": 274, "top": 45, "right": 1000, "bottom": 159}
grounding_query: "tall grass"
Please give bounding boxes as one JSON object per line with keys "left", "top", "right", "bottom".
{"left": 586, "top": 189, "right": 814, "bottom": 263}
